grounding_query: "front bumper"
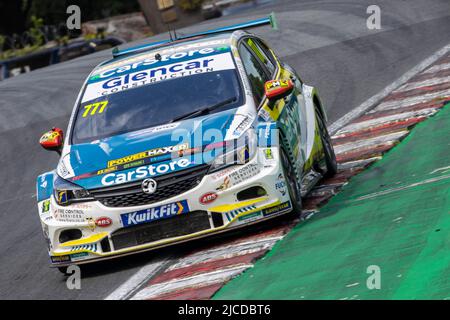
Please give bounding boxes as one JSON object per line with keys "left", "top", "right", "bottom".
{"left": 38, "top": 147, "right": 292, "bottom": 267}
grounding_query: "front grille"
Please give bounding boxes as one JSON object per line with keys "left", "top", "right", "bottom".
{"left": 111, "top": 211, "right": 211, "bottom": 250}
{"left": 90, "top": 164, "right": 209, "bottom": 207}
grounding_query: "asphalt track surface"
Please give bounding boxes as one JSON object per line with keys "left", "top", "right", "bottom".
{"left": 0, "top": 0, "right": 449, "bottom": 299}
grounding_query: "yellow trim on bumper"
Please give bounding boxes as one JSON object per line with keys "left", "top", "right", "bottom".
{"left": 209, "top": 197, "right": 268, "bottom": 213}
{"left": 59, "top": 232, "right": 108, "bottom": 248}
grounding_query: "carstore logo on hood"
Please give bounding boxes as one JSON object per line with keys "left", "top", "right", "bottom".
{"left": 101, "top": 158, "right": 191, "bottom": 186}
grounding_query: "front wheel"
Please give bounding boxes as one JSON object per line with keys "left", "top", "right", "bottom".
{"left": 280, "top": 147, "right": 302, "bottom": 214}
{"left": 57, "top": 266, "right": 68, "bottom": 274}
{"left": 317, "top": 113, "right": 337, "bottom": 177}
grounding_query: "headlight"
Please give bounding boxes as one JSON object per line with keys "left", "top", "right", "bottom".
{"left": 209, "top": 129, "right": 257, "bottom": 173}
{"left": 53, "top": 176, "right": 94, "bottom": 206}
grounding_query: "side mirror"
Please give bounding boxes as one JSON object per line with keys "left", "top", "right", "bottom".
{"left": 264, "top": 79, "right": 294, "bottom": 101}
{"left": 39, "top": 127, "right": 64, "bottom": 154}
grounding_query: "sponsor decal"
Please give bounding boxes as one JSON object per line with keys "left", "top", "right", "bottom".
{"left": 107, "top": 143, "right": 189, "bottom": 168}
{"left": 275, "top": 173, "right": 287, "bottom": 196}
{"left": 121, "top": 200, "right": 190, "bottom": 227}
{"left": 71, "top": 141, "right": 221, "bottom": 182}
{"left": 82, "top": 52, "right": 235, "bottom": 102}
{"left": 229, "top": 163, "right": 260, "bottom": 185}
{"left": 57, "top": 190, "right": 68, "bottom": 205}
{"left": 70, "top": 252, "right": 89, "bottom": 261}
{"left": 238, "top": 211, "right": 262, "bottom": 222}
{"left": 211, "top": 168, "right": 233, "bottom": 181}
{"left": 258, "top": 108, "right": 271, "bottom": 121}
{"left": 53, "top": 208, "right": 85, "bottom": 223}
{"left": 265, "top": 79, "right": 291, "bottom": 91}
{"left": 51, "top": 255, "right": 71, "bottom": 263}
{"left": 58, "top": 161, "right": 70, "bottom": 177}
{"left": 93, "top": 40, "right": 228, "bottom": 74}
{"left": 101, "top": 158, "right": 192, "bottom": 186}
{"left": 95, "top": 217, "right": 112, "bottom": 228}
{"left": 216, "top": 176, "right": 231, "bottom": 191}
{"left": 91, "top": 46, "right": 228, "bottom": 80}
{"left": 233, "top": 115, "right": 253, "bottom": 137}
{"left": 41, "top": 200, "right": 50, "bottom": 213}
{"left": 142, "top": 178, "right": 157, "bottom": 194}
{"left": 199, "top": 192, "right": 218, "bottom": 205}
{"left": 263, "top": 148, "right": 274, "bottom": 160}
{"left": 262, "top": 201, "right": 292, "bottom": 217}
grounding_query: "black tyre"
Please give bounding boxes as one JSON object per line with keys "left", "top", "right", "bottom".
{"left": 280, "top": 146, "right": 302, "bottom": 213}
{"left": 317, "top": 112, "right": 337, "bottom": 177}
{"left": 58, "top": 266, "right": 68, "bottom": 274}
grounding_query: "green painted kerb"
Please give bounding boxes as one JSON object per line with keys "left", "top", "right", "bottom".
{"left": 214, "top": 104, "right": 450, "bottom": 300}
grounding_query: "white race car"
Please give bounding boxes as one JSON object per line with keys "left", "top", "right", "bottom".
{"left": 36, "top": 16, "right": 336, "bottom": 272}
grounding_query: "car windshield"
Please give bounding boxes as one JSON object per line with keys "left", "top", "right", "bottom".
{"left": 71, "top": 51, "right": 243, "bottom": 144}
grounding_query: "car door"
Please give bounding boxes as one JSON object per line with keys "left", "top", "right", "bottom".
{"left": 238, "top": 37, "right": 306, "bottom": 179}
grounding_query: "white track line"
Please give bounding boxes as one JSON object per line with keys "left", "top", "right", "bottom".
{"left": 335, "top": 109, "right": 437, "bottom": 135}
{"left": 131, "top": 264, "right": 252, "bottom": 300}
{"left": 337, "top": 157, "right": 382, "bottom": 170}
{"left": 328, "top": 44, "right": 450, "bottom": 134}
{"left": 423, "top": 62, "right": 450, "bottom": 74}
{"left": 352, "top": 174, "right": 450, "bottom": 202}
{"left": 371, "top": 88, "right": 450, "bottom": 112}
{"left": 333, "top": 131, "right": 408, "bottom": 155}
{"left": 166, "top": 236, "right": 282, "bottom": 272}
{"left": 394, "top": 75, "right": 450, "bottom": 93}
{"left": 104, "top": 257, "right": 171, "bottom": 300}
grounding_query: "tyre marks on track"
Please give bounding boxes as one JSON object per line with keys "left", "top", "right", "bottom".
{"left": 108, "top": 50, "right": 450, "bottom": 300}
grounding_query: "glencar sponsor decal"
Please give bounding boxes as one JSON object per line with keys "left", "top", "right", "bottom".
{"left": 262, "top": 201, "right": 292, "bottom": 217}
{"left": 82, "top": 52, "right": 235, "bottom": 103}
{"left": 107, "top": 143, "right": 189, "bottom": 168}
{"left": 199, "top": 192, "right": 218, "bottom": 205}
{"left": 121, "top": 200, "right": 190, "bottom": 227}
{"left": 95, "top": 217, "right": 112, "bottom": 227}
{"left": 101, "top": 158, "right": 192, "bottom": 186}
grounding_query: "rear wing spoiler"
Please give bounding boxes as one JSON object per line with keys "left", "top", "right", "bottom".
{"left": 112, "top": 12, "right": 278, "bottom": 58}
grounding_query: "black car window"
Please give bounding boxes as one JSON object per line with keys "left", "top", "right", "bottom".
{"left": 245, "top": 38, "right": 276, "bottom": 75}
{"left": 71, "top": 69, "right": 243, "bottom": 144}
{"left": 238, "top": 43, "right": 270, "bottom": 104}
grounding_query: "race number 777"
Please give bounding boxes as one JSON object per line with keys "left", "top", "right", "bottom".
{"left": 82, "top": 101, "right": 108, "bottom": 117}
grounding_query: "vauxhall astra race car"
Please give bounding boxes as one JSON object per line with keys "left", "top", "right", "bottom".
{"left": 36, "top": 15, "right": 337, "bottom": 271}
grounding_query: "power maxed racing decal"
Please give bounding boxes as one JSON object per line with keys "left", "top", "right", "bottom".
{"left": 121, "top": 200, "right": 190, "bottom": 227}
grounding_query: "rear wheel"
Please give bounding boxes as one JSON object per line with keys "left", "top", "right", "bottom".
{"left": 280, "top": 146, "right": 302, "bottom": 213}
{"left": 317, "top": 112, "right": 337, "bottom": 177}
